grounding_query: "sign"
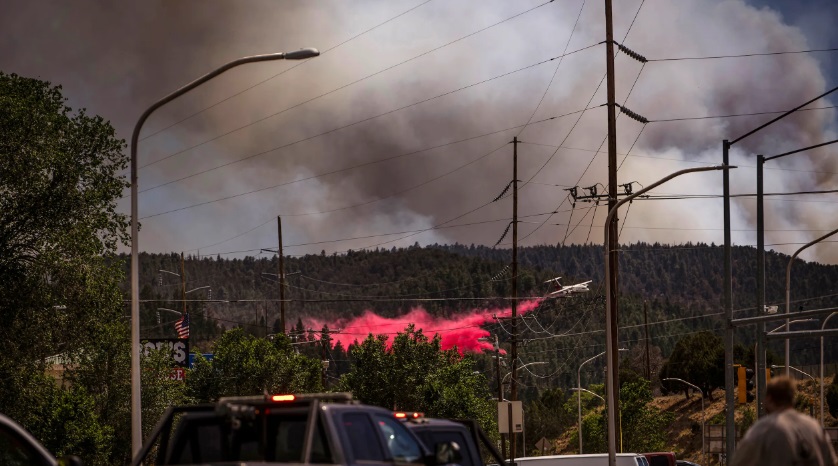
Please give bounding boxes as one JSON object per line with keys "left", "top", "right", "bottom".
{"left": 188, "top": 353, "right": 214, "bottom": 369}
{"left": 535, "top": 437, "right": 551, "bottom": 454}
{"left": 143, "top": 339, "right": 189, "bottom": 368}
{"left": 497, "top": 401, "right": 523, "bottom": 433}
{"left": 169, "top": 367, "right": 186, "bottom": 381}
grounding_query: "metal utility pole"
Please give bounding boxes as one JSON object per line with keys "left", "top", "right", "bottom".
{"left": 723, "top": 140, "right": 735, "bottom": 459}
{"left": 643, "top": 300, "right": 651, "bottom": 380}
{"left": 756, "top": 155, "right": 766, "bottom": 416}
{"left": 494, "top": 341, "right": 507, "bottom": 461}
{"left": 510, "top": 136, "right": 520, "bottom": 460}
{"left": 604, "top": 0, "right": 622, "bottom": 458}
{"left": 180, "top": 252, "right": 186, "bottom": 316}
{"left": 278, "top": 216, "right": 286, "bottom": 335}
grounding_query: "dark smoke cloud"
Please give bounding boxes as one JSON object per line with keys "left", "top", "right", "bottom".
{"left": 2, "top": 0, "right": 836, "bottom": 262}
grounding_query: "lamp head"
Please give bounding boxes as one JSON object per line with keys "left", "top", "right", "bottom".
{"left": 284, "top": 48, "right": 320, "bottom": 60}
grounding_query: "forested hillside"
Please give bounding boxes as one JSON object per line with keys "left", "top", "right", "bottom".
{"left": 126, "top": 242, "right": 838, "bottom": 395}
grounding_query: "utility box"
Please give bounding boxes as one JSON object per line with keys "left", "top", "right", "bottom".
{"left": 497, "top": 401, "right": 523, "bottom": 433}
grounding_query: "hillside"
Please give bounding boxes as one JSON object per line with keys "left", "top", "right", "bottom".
{"left": 125, "top": 243, "right": 838, "bottom": 462}
{"left": 549, "top": 377, "right": 834, "bottom": 465}
{"left": 126, "top": 242, "right": 838, "bottom": 369}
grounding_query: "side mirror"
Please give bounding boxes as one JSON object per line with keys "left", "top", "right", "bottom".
{"left": 58, "top": 456, "right": 84, "bottom": 466}
{"left": 435, "top": 441, "right": 462, "bottom": 465}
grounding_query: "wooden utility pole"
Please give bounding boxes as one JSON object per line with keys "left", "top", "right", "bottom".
{"left": 604, "top": 0, "right": 622, "bottom": 457}
{"left": 278, "top": 216, "right": 286, "bottom": 335}
{"left": 510, "top": 136, "right": 519, "bottom": 460}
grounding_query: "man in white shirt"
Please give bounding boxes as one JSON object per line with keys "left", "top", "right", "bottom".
{"left": 732, "top": 376, "right": 837, "bottom": 466}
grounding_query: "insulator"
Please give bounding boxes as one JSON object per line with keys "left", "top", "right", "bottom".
{"left": 616, "top": 42, "right": 647, "bottom": 63}
{"left": 617, "top": 105, "right": 649, "bottom": 124}
{"left": 493, "top": 181, "right": 512, "bottom": 202}
{"left": 494, "top": 222, "right": 512, "bottom": 248}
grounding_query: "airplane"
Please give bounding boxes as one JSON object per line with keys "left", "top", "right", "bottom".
{"left": 544, "top": 276, "right": 592, "bottom": 298}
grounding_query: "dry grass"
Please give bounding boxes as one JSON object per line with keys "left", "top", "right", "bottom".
{"left": 540, "top": 377, "right": 835, "bottom": 466}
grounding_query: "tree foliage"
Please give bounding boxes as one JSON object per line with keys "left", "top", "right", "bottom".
{"left": 339, "top": 325, "right": 496, "bottom": 435}
{"left": 186, "top": 329, "right": 323, "bottom": 401}
{"left": 0, "top": 72, "right": 130, "bottom": 463}
{"left": 660, "top": 332, "right": 724, "bottom": 399}
{"left": 577, "top": 380, "right": 674, "bottom": 454}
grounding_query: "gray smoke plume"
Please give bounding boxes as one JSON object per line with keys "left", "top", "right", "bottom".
{"left": 1, "top": 0, "right": 836, "bottom": 262}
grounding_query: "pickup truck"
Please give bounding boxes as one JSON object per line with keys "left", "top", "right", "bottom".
{"left": 398, "top": 414, "right": 504, "bottom": 466}
{"left": 133, "top": 392, "right": 495, "bottom": 466}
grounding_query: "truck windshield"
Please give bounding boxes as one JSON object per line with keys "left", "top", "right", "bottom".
{"left": 166, "top": 410, "right": 332, "bottom": 464}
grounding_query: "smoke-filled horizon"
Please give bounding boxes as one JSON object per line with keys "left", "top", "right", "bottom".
{"left": 2, "top": 0, "right": 838, "bottom": 263}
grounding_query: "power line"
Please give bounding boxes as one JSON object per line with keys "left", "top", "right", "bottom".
{"left": 650, "top": 105, "right": 838, "bottom": 122}
{"left": 135, "top": 48, "right": 602, "bottom": 199}
{"left": 139, "top": 111, "right": 591, "bottom": 220}
{"left": 136, "top": 0, "right": 436, "bottom": 144}
{"left": 648, "top": 47, "right": 838, "bottom": 62}
{"left": 138, "top": 0, "right": 559, "bottom": 171}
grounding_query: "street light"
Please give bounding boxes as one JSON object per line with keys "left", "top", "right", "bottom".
{"left": 822, "top": 312, "right": 838, "bottom": 427}
{"left": 784, "top": 226, "right": 838, "bottom": 376}
{"left": 577, "top": 349, "right": 627, "bottom": 454}
{"left": 501, "top": 361, "right": 547, "bottom": 387}
{"left": 663, "top": 378, "right": 705, "bottom": 466}
{"left": 571, "top": 387, "right": 605, "bottom": 403}
{"left": 755, "top": 319, "right": 816, "bottom": 400}
{"left": 770, "top": 364, "right": 815, "bottom": 383}
{"left": 129, "top": 46, "right": 319, "bottom": 457}
{"left": 603, "top": 165, "right": 733, "bottom": 466}
{"left": 156, "top": 307, "right": 182, "bottom": 324}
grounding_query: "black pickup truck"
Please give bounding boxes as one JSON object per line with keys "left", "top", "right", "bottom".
{"left": 133, "top": 392, "right": 502, "bottom": 466}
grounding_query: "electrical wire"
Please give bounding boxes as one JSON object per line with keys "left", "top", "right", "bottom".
{"left": 648, "top": 47, "right": 838, "bottom": 62}
{"left": 137, "top": 0, "right": 436, "bottom": 143}
{"left": 138, "top": 0, "right": 560, "bottom": 171}
{"left": 140, "top": 110, "right": 593, "bottom": 220}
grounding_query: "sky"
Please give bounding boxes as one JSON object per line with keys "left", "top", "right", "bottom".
{"left": 2, "top": 0, "right": 838, "bottom": 264}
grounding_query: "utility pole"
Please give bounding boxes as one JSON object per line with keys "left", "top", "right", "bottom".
{"left": 277, "top": 216, "right": 286, "bottom": 335}
{"left": 756, "top": 156, "right": 766, "bottom": 416}
{"left": 604, "top": 0, "right": 622, "bottom": 457}
{"left": 510, "top": 136, "right": 520, "bottom": 460}
{"left": 180, "top": 252, "right": 186, "bottom": 317}
{"left": 644, "top": 300, "right": 651, "bottom": 380}
{"left": 723, "top": 139, "right": 736, "bottom": 458}
{"left": 495, "top": 340, "right": 506, "bottom": 462}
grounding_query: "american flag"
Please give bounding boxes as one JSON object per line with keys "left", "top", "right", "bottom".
{"left": 174, "top": 313, "right": 190, "bottom": 339}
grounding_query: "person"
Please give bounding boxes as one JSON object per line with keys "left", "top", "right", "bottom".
{"left": 731, "top": 376, "right": 837, "bottom": 466}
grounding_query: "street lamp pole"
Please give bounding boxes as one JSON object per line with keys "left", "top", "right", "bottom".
{"left": 577, "top": 349, "right": 626, "bottom": 454}
{"left": 771, "top": 364, "right": 815, "bottom": 383}
{"left": 784, "top": 227, "right": 838, "bottom": 376}
{"left": 822, "top": 312, "right": 837, "bottom": 427}
{"left": 603, "top": 165, "right": 733, "bottom": 466}
{"left": 663, "top": 378, "right": 705, "bottom": 466}
{"left": 571, "top": 387, "right": 605, "bottom": 403}
{"left": 130, "top": 47, "right": 319, "bottom": 458}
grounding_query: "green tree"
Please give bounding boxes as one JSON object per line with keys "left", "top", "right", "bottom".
{"left": 576, "top": 380, "right": 673, "bottom": 454}
{"left": 186, "top": 329, "right": 323, "bottom": 401}
{"left": 660, "top": 332, "right": 724, "bottom": 399}
{"left": 339, "top": 325, "right": 496, "bottom": 436}
{"left": 526, "top": 388, "right": 574, "bottom": 454}
{"left": 0, "top": 73, "right": 129, "bottom": 463}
